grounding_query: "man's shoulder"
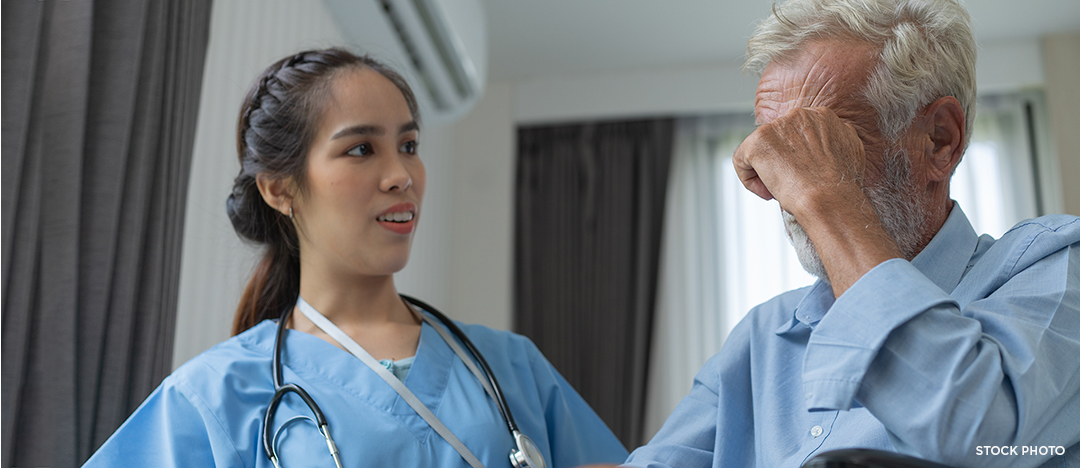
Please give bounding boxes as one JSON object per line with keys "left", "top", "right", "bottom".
{"left": 956, "top": 214, "right": 1080, "bottom": 297}
{"left": 1002, "top": 214, "right": 1080, "bottom": 240}
{"left": 992, "top": 214, "right": 1080, "bottom": 269}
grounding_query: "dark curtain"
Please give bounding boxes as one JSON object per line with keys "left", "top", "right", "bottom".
{"left": 1, "top": 1, "right": 212, "bottom": 466}
{"left": 515, "top": 118, "right": 674, "bottom": 448}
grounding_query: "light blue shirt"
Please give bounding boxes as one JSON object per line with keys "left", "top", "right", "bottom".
{"left": 627, "top": 205, "right": 1080, "bottom": 468}
{"left": 83, "top": 309, "right": 629, "bottom": 467}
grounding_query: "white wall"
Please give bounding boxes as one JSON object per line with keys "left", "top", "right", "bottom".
{"left": 445, "top": 83, "right": 517, "bottom": 330}
{"left": 1042, "top": 32, "right": 1080, "bottom": 216}
{"left": 511, "top": 39, "right": 1046, "bottom": 125}
{"left": 977, "top": 38, "right": 1045, "bottom": 93}
{"left": 513, "top": 58, "right": 759, "bottom": 125}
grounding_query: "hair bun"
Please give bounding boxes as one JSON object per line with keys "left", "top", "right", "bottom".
{"left": 226, "top": 176, "right": 274, "bottom": 244}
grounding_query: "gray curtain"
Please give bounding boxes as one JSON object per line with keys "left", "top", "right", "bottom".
{"left": 1, "top": 1, "right": 212, "bottom": 466}
{"left": 515, "top": 118, "right": 674, "bottom": 448}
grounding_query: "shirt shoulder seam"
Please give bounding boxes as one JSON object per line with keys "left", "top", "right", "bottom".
{"left": 171, "top": 375, "right": 250, "bottom": 468}
{"left": 1003, "top": 217, "right": 1080, "bottom": 276}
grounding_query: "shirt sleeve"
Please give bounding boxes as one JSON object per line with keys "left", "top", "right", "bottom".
{"left": 802, "top": 223, "right": 1080, "bottom": 467}
{"left": 81, "top": 375, "right": 246, "bottom": 468}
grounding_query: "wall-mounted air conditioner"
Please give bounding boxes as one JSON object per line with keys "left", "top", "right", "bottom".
{"left": 322, "top": 0, "right": 487, "bottom": 125}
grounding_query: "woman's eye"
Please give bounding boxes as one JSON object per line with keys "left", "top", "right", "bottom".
{"left": 399, "top": 140, "right": 418, "bottom": 155}
{"left": 346, "top": 143, "right": 372, "bottom": 156}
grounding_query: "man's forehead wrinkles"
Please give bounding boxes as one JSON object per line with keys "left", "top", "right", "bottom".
{"left": 754, "top": 41, "right": 878, "bottom": 129}
{"left": 755, "top": 84, "right": 837, "bottom": 125}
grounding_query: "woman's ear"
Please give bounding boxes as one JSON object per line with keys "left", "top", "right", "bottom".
{"left": 255, "top": 173, "right": 294, "bottom": 217}
{"left": 922, "top": 96, "right": 966, "bottom": 182}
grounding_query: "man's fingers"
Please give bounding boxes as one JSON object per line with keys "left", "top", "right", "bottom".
{"left": 732, "top": 134, "right": 776, "bottom": 201}
{"left": 748, "top": 179, "right": 775, "bottom": 201}
{"left": 735, "top": 167, "right": 775, "bottom": 201}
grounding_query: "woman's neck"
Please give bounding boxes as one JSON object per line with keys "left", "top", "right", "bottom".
{"left": 291, "top": 271, "right": 422, "bottom": 361}
{"left": 298, "top": 273, "right": 410, "bottom": 324}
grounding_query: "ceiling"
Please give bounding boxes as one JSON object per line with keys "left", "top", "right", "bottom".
{"left": 482, "top": 0, "right": 1080, "bottom": 82}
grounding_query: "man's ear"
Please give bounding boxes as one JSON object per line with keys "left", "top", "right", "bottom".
{"left": 922, "top": 96, "right": 966, "bottom": 182}
{"left": 255, "top": 173, "right": 294, "bottom": 217}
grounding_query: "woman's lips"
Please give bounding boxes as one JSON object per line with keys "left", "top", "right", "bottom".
{"left": 376, "top": 203, "right": 417, "bottom": 234}
{"left": 377, "top": 217, "right": 415, "bottom": 234}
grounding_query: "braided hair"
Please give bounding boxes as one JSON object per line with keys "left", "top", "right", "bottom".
{"left": 227, "top": 48, "right": 421, "bottom": 335}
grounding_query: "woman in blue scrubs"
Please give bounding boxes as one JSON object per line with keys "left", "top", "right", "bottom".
{"left": 83, "top": 48, "right": 628, "bottom": 468}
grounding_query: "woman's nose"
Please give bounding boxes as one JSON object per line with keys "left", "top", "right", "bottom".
{"left": 379, "top": 156, "right": 413, "bottom": 192}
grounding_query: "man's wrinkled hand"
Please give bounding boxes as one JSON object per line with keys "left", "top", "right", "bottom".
{"left": 732, "top": 107, "right": 866, "bottom": 218}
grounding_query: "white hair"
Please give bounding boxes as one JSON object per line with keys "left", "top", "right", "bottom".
{"left": 745, "top": 0, "right": 977, "bottom": 148}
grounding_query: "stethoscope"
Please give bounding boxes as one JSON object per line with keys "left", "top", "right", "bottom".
{"left": 263, "top": 294, "right": 546, "bottom": 468}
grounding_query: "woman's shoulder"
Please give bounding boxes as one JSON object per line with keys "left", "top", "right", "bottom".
{"left": 450, "top": 320, "right": 543, "bottom": 360}
{"left": 167, "top": 320, "right": 278, "bottom": 396}
{"left": 442, "top": 320, "right": 567, "bottom": 392}
{"left": 83, "top": 322, "right": 281, "bottom": 467}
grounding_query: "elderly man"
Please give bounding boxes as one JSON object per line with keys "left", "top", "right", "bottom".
{"left": 618, "top": 0, "right": 1080, "bottom": 467}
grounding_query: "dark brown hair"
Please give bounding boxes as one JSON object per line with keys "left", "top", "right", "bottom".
{"left": 226, "top": 48, "right": 420, "bottom": 335}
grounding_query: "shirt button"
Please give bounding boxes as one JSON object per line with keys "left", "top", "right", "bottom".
{"left": 811, "top": 425, "right": 823, "bottom": 438}
{"left": 805, "top": 393, "right": 813, "bottom": 400}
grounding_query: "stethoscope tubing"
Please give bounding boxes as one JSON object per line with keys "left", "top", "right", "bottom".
{"left": 399, "top": 294, "right": 521, "bottom": 435}
{"left": 264, "top": 305, "right": 331, "bottom": 461}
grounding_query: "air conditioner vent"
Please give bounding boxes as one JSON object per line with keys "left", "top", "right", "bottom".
{"left": 324, "top": 0, "right": 487, "bottom": 124}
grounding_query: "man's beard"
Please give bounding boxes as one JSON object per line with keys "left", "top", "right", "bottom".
{"left": 783, "top": 145, "right": 926, "bottom": 283}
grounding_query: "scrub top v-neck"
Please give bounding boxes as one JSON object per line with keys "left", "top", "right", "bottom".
{"left": 293, "top": 297, "right": 497, "bottom": 468}
{"left": 275, "top": 312, "right": 510, "bottom": 462}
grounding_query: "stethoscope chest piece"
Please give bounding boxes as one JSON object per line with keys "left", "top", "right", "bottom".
{"left": 509, "top": 431, "right": 546, "bottom": 468}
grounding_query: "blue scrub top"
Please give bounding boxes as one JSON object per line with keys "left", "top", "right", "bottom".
{"left": 83, "top": 312, "right": 629, "bottom": 467}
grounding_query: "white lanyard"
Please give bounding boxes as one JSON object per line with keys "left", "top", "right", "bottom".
{"left": 295, "top": 297, "right": 488, "bottom": 468}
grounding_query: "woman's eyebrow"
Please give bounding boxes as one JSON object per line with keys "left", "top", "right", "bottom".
{"left": 331, "top": 124, "right": 382, "bottom": 140}
{"left": 331, "top": 121, "right": 418, "bottom": 140}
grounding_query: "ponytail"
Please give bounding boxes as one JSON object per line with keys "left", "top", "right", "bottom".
{"left": 232, "top": 241, "right": 300, "bottom": 335}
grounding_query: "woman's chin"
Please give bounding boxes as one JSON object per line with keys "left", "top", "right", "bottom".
{"left": 379, "top": 253, "right": 413, "bottom": 276}
{"left": 325, "top": 251, "right": 412, "bottom": 280}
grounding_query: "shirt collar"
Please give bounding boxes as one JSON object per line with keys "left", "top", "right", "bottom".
{"left": 775, "top": 202, "right": 979, "bottom": 335}
{"left": 774, "top": 280, "right": 834, "bottom": 335}
{"left": 909, "top": 202, "right": 979, "bottom": 294}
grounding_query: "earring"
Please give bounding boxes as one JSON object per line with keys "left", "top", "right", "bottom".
{"left": 288, "top": 206, "right": 294, "bottom": 221}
